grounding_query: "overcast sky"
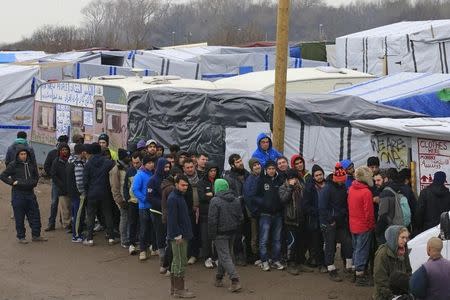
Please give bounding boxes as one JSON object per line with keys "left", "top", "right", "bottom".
{"left": 0, "top": 0, "right": 368, "bottom": 44}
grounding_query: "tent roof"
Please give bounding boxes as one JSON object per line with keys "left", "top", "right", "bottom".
{"left": 333, "top": 72, "right": 450, "bottom": 103}
{"left": 350, "top": 117, "right": 450, "bottom": 139}
{"left": 214, "top": 67, "right": 374, "bottom": 92}
{"left": 0, "top": 51, "right": 48, "bottom": 63}
{"left": 0, "top": 64, "right": 39, "bottom": 103}
{"left": 338, "top": 20, "right": 450, "bottom": 39}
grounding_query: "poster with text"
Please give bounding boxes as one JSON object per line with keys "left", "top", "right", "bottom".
{"left": 417, "top": 138, "right": 450, "bottom": 190}
{"left": 55, "top": 104, "right": 71, "bottom": 139}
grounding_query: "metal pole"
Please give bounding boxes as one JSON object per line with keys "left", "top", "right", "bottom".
{"left": 273, "top": 0, "right": 290, "bottom": 152}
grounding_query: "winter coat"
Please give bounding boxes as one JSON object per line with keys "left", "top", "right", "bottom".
{"left": 109, "top": 160, "right": 128, "bottom": 207}
{"left": 303, "top": 180, "right": 323, "bottom": 230}
{"left": 167, "top": 189, "right": 193, "bottom": 241}
{"left": 124, "top": 166, "right": 138, "bottom": 204}
{"left": 279, "top": 181, "right": 305, "bottom": 227}
{"left": 318, "top": 180, "right": 348, "bottom": 227}
{"left": 243, "top": 173, "right": 262, "bottom": 217}
{"left": 147, "top": 158, "right": 168, "bottom": 213}
{"left": 255, "top": 171, "right": 284, "bottom": 215}
{"left": 222, "top": 168, "right": 249, "bottom": 198}
{"left": 51, "top": 157, "right": 69, "bottom": 196}
{"left": 66, "top": 155, "right": 85, "bottom": 197}
{"left": 290, "top": 154, "right": 311, "bottom": 183}
{"left": 0, "top": 147, "right": 38, "bottom": 193}
{"left": 410, "top": 257, "right": 450, "bottom": 300}
{"left": 198, "top": 162, "right": 220, "bottom": 220}
{"left": 416, "top": 183, "right": 450, "bottom": 233}
{"left": 208, "top": 190, "right": 244, "bottom": 239}
{"left": 348, "top": 181, "right": 375, "bottom": 234}
{"left": 374, "top": 226, "right": 412, "bottom": 300}
{"left": 44, "top": 148, "right": 58, "bottom": 176}
{"left": 132, "top": 167, "right": 153, "bottom": 209}
{"left": 161, "top": 177, "right": 175, "bottom": 224}
{"left": 83, "top": 154, "right": 115, "bottom": 201}
{"left": 5, "top": 139, "right": 37, "bottom": 170}
{"left": 251, "top": 133, "right": 282, "bottom": 168}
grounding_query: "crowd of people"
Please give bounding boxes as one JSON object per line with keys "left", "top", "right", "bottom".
{"left": 2, "top": 131, "right": 450, "bottom": 299}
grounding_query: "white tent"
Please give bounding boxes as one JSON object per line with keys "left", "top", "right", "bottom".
{"left": 336, "top": 20, "right": 450, "bottom": 76}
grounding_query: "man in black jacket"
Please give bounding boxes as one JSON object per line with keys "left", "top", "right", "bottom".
{"left": 1, "top": 146, "right": 47, "bottom": 243}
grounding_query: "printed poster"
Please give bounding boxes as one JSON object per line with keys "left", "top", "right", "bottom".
{"left": 55, "top": 104, "right": 71, "bottom": 138}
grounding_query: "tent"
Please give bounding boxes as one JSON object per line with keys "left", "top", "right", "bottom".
{"left": 127, "top": 87, "right": 420, "bottom": 172}
{"left": 0, "top": 64, "right": 39, "bottom": 160}
{"left": 336, "top": 20, "right": 450, "bottom": 76}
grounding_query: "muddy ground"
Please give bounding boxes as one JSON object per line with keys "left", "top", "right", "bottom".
{"left": 0, "top": 165, "right": 373, "bottom": 300}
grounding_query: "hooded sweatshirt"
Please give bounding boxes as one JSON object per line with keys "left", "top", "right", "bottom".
{"left": 290, "top": 154, "right": 311, "bottom": 182}
{"left": 198, "top": 162, "right": 220, "bottom": 219}
{"left": 373, "top": 225, "right": 412, "bottom": 300}
{"left": 132, "top": 166, "right": 153, "bottom": 209}
{"left": 416, "top": 183, "right": 450, "bottom": 232}
{"left": 251, "top": 133, "right": 282, "bottom": 168}
{"left": 208, "top": 188, "right": 244, "bottom": 239}
{"left": 148, "top": 158, "right": 169, "bottom": 213}
{"left": 0, "top": 146, "right": 38, "bottom": 193}
{"left": 5, "top": 138, "right": 37, "bottom": 169}
{"left": 83, "top": 154, "right": 115, "bottom": 200}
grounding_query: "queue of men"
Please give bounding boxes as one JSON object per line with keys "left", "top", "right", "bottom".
{"left": 2, "top": 131, "right": 450, "bottom": 299}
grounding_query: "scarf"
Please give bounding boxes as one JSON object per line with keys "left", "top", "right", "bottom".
{"left": 15, "top": 138, "right": 28, "bottom": 145}
{"left": 397, "top": 246, "right": 406, "bottom": 257}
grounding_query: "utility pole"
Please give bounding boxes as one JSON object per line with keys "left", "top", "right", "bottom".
{"left": 273, "top": 0, "right": 290, "bottom": 153}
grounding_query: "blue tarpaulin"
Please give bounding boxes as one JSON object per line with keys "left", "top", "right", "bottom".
{"left": 384, "top": 91, "right": 450, "bottom": 117}
{"left": 0, "top": 53, "right": 16, "bottom": 63}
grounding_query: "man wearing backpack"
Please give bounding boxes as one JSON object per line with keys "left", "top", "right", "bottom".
{"left": 377, "top": 168, "right": 412, "bottom": 244}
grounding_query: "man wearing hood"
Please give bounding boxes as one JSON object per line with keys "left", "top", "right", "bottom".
{"left": 208, "top": 179, "right": 243, "bottom": 293}
{"left": 109, "top": 149, "right": 131, "bottom": 247}
{"left": 5, "top": 131, "right": 37, "bottom": 168}
{"left": 251, "top": 133, "right": 282, "bottom": 168}
{"left": 148, "top": 157, "right": 171, "bottom": 272}
{"left": 83, "top": 143, "right": 116, "bottom": 246}
{"left": 291, "top": 154, "right": 311, "bottom": 183}
{"left": 50, "top": 142, "right": 72, "bottom": 231}
{"left": 1, "top": 146, "right": 47, "bottom": 243}
{"left": 348, "top": 166, "right": 375, "bottom": 286}
{"left": 198, "top": 161, "right": 220, "bottom": 269}
{"left": 373, "top": 225, "right": 411, "bottom": 300}
{"left": 416, "top": 171, "right": 450, "bottom": 233}
{"left": 255, "top": 160, "right": 284, "bottom": 271}
{"left": 98, "top": 133, "right": 118, "bottom": 161}
{"left": 319, "top": 162, "right": 353, "bottom": 282}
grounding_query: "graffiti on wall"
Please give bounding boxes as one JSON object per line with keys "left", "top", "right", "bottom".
{"left": 371, "top": 135, "right": 410, "bottom": 169}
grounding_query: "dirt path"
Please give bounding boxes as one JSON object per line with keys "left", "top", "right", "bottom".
{"left": 0, "top": 173, "right": 373, "bottom": 300}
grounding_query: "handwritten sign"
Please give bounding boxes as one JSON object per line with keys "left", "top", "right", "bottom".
{"left": 371, "top": 135, "right": 410, "bottom": 169}
{"left": 418, "top": 138, "right": 450, "bottom": 190}
{"left": 55, "top": 104, "right": 71, "bottom": 139}
{"left": 38, "top": 83, "right": 96, "bottom": 107}
{"left": 83, "top": 110, "right": 93, "bottom": 126}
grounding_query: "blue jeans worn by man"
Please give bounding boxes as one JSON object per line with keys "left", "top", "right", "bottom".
{"left": 352, "top": 231, "right": 372, "bottom": 273}
{"left": 259, "top": 213, "right": 282, "bottom": 267}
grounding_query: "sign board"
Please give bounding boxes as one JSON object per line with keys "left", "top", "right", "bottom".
{"left": 370, "top": 135, "right": 410, "bottom": 169}
{"left": 38, "top": 82, "right": 97, "bottom": 107}
{"left": 417, "top": 138, "right": 450, "bottom": 190}
{"left": 55, "top": 104, "right": 71, "bottom": 139}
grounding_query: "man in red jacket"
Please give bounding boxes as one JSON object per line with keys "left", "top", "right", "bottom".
{"left": 348, "top": 166, "right": 375, "bottom": 287}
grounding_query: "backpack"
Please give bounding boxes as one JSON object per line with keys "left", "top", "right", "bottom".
{"left": 385, "top": 187, "right": 411, "bottom": 227}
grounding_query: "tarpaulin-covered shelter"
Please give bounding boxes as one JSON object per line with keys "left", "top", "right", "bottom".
{"left": 0, "top": 64, "right": 39, "bottom": 159}
{"left": 333, "top": 72, "right": 450, "bottom": 116}
{"left": 127, "top": 88, "right": 420, "bottom": 171}
{"left": 336, "top": 20, "right": 450, "bottom": 76}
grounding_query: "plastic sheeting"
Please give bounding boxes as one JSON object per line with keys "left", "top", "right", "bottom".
{"left": 384, "top": 91, "right": 450, "bottom": 117}
{"left": 0, "top": 64, "right": 38, "bottom": 104}
{"left": 75, "top": 63, "right": 157, "bottom": 79}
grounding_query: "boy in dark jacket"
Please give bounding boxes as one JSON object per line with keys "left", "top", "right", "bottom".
{"left": 1, "top": 147, "right": 47, "bottom": 243}
{"left": 124, "top": 151, "right": 141, "bottom": 255}
{"left": 209, "top": 179, "right": 243, "bottom": 293}
{"left": 167, "top": 175, "right": 195, "bottom": 298}
{"left": 255, "top": 160, "right": 284, "bottom": 271}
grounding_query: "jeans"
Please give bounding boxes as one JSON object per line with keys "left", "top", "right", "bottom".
{"left": 215, "top": 235, "right": 239, "bottom": 281}
{"left": 352, "top": 231, "right": 373, "bottom": 272}
{"left": 259, "top": 213, "right": 282, "bottom": 262}
{"left": 71, "top": 195, "right": 80, "bottom": 239}
{"left": 139, "top": 209, "right": 152, "bottom": 252}
{"left": 75, "top": 194, "right": 86, "bottom": 238}
{"left": 12, "top": 191, "right": 42, "bottom": 239}
{"left": 119, "top": 207, "right": 129, "bottom": 245}
{"left": 306, "top": 228, "right": 324, "bottom": 266}
{"left": 286, "top": 225, "right": 308, "bottom": 265}
{"left": 151, "top": 211, "right": 166, "bottom": 250}
{"left": 171, "top": 239, "right": 188, "bottom": 277}
{"left": 48, "top": 182, "right": 59, "bottom": 226}
{"left": 127, "top": 202, "right": 139, "bottom": 246}
{"left": 85, "top": 196, "right": 114, "bottom": 241}
{"left": 200, "top": 218, "right": 215, "bottom": 259}
{"left": 188, "top": 213, "right": 200, "bottom": 258}
{"left": 322, "top": 223, "right": 353, "bottom": 267}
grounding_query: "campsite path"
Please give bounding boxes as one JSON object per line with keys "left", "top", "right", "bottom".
{"left": 0, "top": 167, "right": 373, "bottom": 300}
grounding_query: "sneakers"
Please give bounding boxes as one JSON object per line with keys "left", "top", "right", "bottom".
{"left": 139, "top": 251, "right": 147, "bottom": 261}
{"left": 329, "top": 270, "right": 343, "bottom": 282}
{"left": 204, "top": 258, "right": 214, "bottom": 269}
{"left": 319, "top": 265, "right": 329, "bottom": 273}
{"left": 272, "top": 261, "right": 285, "bottom": 270}
{"left": 160, "top": 266, "right": 167, "bottom": 274}
{"left": 32, "top": 236, "right": 48, "bottom": 242}
{"left": 83, "top": 239, "right": 94, "bottom": 246}
{"left": 72, "top": 237, "right": 83, "bottom": 243}
{"left": 254, "top": 259, "right": 262, "bottom": 267}
{"left": 355, "top": 274, "right": 370, "bottom": 287}
{"left": 214, "top": 278, "right": 224, "bottom": 288}
{"left": 44, "top": 224, "right": 55, "bottom": 232}
{"left": 187, "top": 256, "right": 197, "bottom": 265}
{"left": 129, "top": 244, "right": 138, "bottom": 255}
{"left": 261, "top": 261, "right": 270, "bottom": 271}
{"left": 121, "top": 243, "right": 129, "bottom": 249}
{"left": 108, "top": 238, "right": 119, "bottom": 245}
{"left": 18, "top": 238, "right": 28, "bottom": 244}
{"left": 229, "top": 280, "right": 242, "bottom": 293}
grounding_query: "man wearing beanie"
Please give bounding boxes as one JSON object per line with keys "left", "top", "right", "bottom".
{"left": 340, "top": 159, "right": 355, "bottom": 190}
{"left": 255, "top": 160, "right": 284, "bottom": 271}
{"left": 319, "top": 162, "right": 353, "bottom": 282}
{"left": 208, "top": 179, "right": 243, "bottom": 292}
{"left": 243, "top": 158, "right": 263, "bottom": 263}
{"left": 303, "top": 164, "right": 326, "bottom": 272}
{"left": 415, "top": 171, "right": 450, "bottom": 233}
{"left": 98, "top": 133, "right": 118, "bottom": 161}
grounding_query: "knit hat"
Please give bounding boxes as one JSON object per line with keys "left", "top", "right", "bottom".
{"left": 87, "top": 143, "right": 102, "bottom": 155}
{"left": 214, "top": 179, "right": 229, "bottom": 194}
{"left": 286, "top": 169, "right": 298, "bottom": 180}
{"left": 333, "top": 162, "right": 347, "bottom": 183}
{"left": 433, "top": 171, "right": 447, "bottom": 185}
{"left": 57, "top": 135, "right": 69, "bottom": 143}
{"left": 265, "top": 160, "right": 277, "bottom": 169}
{"left": 118, "top": 148, "right": 131, "bottom": 161}
{"left": 146, "top": 139, "right": 157, "bottom": 147}
{"left": 136, "top": 139, "right": 146, "bottom": 150}
{"left": 143, "top": 155, "right": 156, "bottom": 166}
{"left": 311, "top": 164, "right": 324, "bottom": 176}
{"left": 367, "top": 156, "right": 380, "bottom": 167}
{"left": 340, "top": 159, "right": 354, "bottom": 170}
{"left": 98, "top": 133, "right": 109, "bottom": 144}
{"left": 248, "top": 158, "right": 260, "bottom": 170}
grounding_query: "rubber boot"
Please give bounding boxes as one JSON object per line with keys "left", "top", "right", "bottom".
{"left": 170, "top": 274, "right": 174, "bottom": 295}
{"left": 173, "top": 277, "right": 195, "bottom": 298}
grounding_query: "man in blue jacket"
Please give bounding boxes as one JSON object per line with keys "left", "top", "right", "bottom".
{"left": 167, "top": 175, "right": 195, "bottom": 298}
{"left": 251, "top": 133, "right": 282, "bottom": 168}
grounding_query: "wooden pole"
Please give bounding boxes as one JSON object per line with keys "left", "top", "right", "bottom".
{"left": 273, "top": 0, "right": 290, "bottom": 153}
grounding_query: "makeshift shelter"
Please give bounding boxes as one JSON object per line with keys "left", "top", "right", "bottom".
{"left": 0, "top": 64, "right": 39, "bottom": 159}
{"left": 127, "top": 88, "right": 420, "bottom": 171}
{"left": 336, "top": 20, "right": 450, "bottom": 76}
